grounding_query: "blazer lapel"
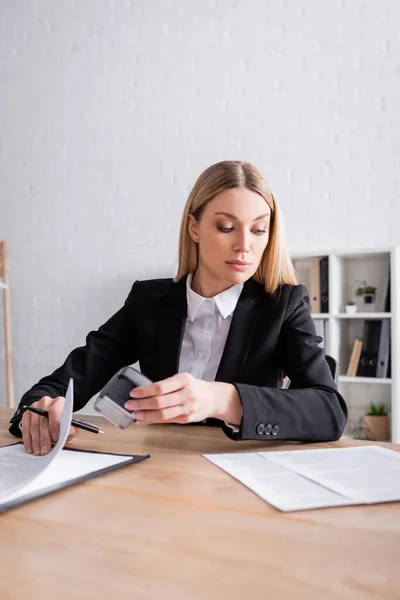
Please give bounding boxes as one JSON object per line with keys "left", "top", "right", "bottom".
{"left": 154, "top": 275, "right": 274, "bottom": 384}
{"left": 215, "top": 279, "right": 267, "bottom": 383}
{"left": 155, "top": 276, "right": 188, "bottom": 380}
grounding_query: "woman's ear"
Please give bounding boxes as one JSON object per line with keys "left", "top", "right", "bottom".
{"left": 188, "top": 214, "right": 200, "bottom": 243}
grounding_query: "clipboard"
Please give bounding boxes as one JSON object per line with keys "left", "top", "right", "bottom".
{"left": 0, "top": 442, "right": 150, "bottom": 513}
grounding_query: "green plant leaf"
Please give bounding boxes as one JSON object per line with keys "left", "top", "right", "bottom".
{"left": 366, "top": 402, "right": 389, "bottom": 416}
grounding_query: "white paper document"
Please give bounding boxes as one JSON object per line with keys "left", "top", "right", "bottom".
{"left": 0, "top": 379, "right": 75, "bottom": 499}
{"left": 0, "top": 380, "right": 149, "bottom": 512}
{"left": 204, "top": 446, "right": 400, "bottom": 512}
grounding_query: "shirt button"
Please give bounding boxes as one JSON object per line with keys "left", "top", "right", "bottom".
{"left": 265, "top": 424, "right": 272, "bottom": 435}
{"left": 256, "top": 423, "right": 265, "bottom": 435}
{"left": 272, "top": 424, "right": 279, "bottom": 436}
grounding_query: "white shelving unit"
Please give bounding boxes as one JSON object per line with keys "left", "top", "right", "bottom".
{"left": 291, "top": 247, "right": 399, "bottom": 443}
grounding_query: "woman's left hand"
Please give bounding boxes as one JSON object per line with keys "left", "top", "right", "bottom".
{"left": 124, "top": 372, "right": 240, "bottom": 425}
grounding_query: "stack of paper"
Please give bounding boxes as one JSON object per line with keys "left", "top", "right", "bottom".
{"left": 204, "top": 446, "right": 400, "bottom": 511}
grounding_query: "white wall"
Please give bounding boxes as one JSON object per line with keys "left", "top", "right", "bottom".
{"left": 0, "top": 0, "right": 399, "bottom": 407}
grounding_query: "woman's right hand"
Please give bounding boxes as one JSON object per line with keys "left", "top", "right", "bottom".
{"left": 21, "top": 396, "right": 78, "bottom": 456}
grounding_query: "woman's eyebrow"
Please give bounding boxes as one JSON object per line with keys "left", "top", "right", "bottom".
{"left": 214, "top": 211, "right": 270, "bottom": 221}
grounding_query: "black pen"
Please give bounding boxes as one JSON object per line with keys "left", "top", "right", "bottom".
{"left": 19, "top": 406, "right": 104, "bottom": 434}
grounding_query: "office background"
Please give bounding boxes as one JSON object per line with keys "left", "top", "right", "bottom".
{"left": 0, "top": 0, "right": 399, "bottom": 407}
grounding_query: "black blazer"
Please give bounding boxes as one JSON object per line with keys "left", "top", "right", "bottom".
{"left": 9, "top": 276, "right": 347, "bottom": 442}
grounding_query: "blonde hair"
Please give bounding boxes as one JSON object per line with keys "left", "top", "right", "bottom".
{"left": 174, "top": 160, "right": 298, "bottom": 293}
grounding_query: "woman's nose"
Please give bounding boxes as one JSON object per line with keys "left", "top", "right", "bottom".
{"left": 233, "top": 231, "right": 251, "bottom": 253}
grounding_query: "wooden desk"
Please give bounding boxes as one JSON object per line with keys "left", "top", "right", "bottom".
{"left": 1, "top": 408, "right": 400, "bottom": 600}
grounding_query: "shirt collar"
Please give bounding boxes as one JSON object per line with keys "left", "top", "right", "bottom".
{"left": 186, "top": 273, "right": 243, "bottom": 322}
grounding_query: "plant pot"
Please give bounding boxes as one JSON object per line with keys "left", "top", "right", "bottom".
{"left": 363, "top": 415, "right": 389, "bottom": 441}
{"left": 345, "top": 304, "right": 357, "bottom": 314}
{"left": 363, "top": 292, "right": 375, "bottom": 304}
{"left": 362, "top": 293, "right": 376, "bottom": 312}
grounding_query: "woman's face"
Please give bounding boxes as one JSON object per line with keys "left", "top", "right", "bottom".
{"left": 188, "top": 187, "right": 271, "bottom": 295}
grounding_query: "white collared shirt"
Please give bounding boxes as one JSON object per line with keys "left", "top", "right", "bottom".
{"left": 178, "top": 273, "right": 243, "bottom": 430}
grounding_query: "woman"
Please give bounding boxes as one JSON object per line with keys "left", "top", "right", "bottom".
{"left": 10, "top": 160, "right": 347, "bottom": 454}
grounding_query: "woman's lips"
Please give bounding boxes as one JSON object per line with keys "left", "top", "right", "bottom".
{"left": 225, "top": 261, "right": 252, "bottom": 271}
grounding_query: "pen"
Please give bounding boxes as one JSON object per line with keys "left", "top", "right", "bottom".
{"left": 18, "top": 406, "right": 104, "bottom": 434}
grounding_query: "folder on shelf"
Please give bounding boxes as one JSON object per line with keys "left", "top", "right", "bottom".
{"left": 346, "top": 340, "right": 356, "bottom": 376}
{"left": 376, "top": 319, "right": 390, "bottom": 379}
{"left": 309, "top": 258, "right": 321, "bottom": 313}
{"left": 378, "top": 269, "right": 391, "bottom": 313}
{"left": 357, "top": 320, "right": 382, "bottom": 377}
{"left": 346, "top": 339, "right": 363, "bottom": 377}
{"left": 384, "top": 272, "right": 391, "bottom": 312}
{"left": 314, "top": 319, "right": 325, "bottom": 349}
{"left": 319, "top": 256, "right": 329, "bottom": 313}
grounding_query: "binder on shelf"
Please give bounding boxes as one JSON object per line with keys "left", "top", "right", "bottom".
{"left": 376, "top": 319, "right": 390, "bottom": 378}
{"left": 319, "top": 256, "right": 329, "bottom": 313}
{"left": 323, "top": 319, "right": 329, "bottom": 351}
{"left": 357, "top": 320, "right": 382, "bottom": 377}
{"left": 346, "top": 339, "right": 363, "bottom": 377}
{"left": 314, "top": 319, "right": 327, "bottom": 349}
{"left": 354, "top": 340, "right": 363, "bottom": 375}
{"left": 309, "top": 258, "right": 321, "bottom": 313}
{"left": 384, "top": 272, "right": 391, "bottom": 312}
{"left": 346, "top": 341, "right": 357, "bottom": 376}
{"left": 376, "top": 269, "right": 391, "bottom": 313}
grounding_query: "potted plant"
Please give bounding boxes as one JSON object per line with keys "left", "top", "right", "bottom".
{"left": 354, "top": 282, "right": 377, "bottom": 312}
{"left": 345, "top": 300, "right": 357, "bottom": 314}
{"left": 362, "top": 286, "right": 377, "bottom": 305}
{"left": 354, "top": 280, "right": 367, "bottom": 312}
{"left": 363, "top": 403, "right": 390, "bottom": 441}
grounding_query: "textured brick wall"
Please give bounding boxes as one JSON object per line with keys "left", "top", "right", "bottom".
{"left": 0, "top": 0, "right": 399, "bottom": 407}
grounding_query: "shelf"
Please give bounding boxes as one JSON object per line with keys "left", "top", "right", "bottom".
{"left": 333, "top": 313, "right": 391, "bottom": 319}
{"left": 291, "top": 247, "right": 392, "bottom": 259}
{"left": 291, "top": 246, "right": 399, "bottom": 442}
{"left": 339, "top": 376, "right": 392, "bottom": 385}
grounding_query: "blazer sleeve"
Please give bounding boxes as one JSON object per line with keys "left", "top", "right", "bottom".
{"left": 9, "top": 281, "right": 141, "bottom": 438}
{"left": 222, "top": 284, "right": 348, "bottom": 442}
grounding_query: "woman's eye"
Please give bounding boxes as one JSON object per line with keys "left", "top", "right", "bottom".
{"left": 217, "top": 226, "right": 267, "bottom": 235}
{"left": 217, "top": 226, "right": 234, "bottom": 233}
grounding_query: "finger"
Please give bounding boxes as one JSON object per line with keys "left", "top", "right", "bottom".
{"left": 133, "top": 404, "right": 186, "bottom": 425}
{"left": 21, "top": 410, "right": 33, "bottom": 454}
{"left": 23, "top": 395, "right": 52, "bottom": 454}
{"left": 125, "top": 390, "right": 184, "bottom": 412}
{"left": 48, "top": 397, "right": 64, "bottom": 443}
{"left": 39, "top": 415, "right": 52, "bottom": 455}
{"left": 66, "top": 425, "right": 78, "bottom": 444}
{"left": 34, "top": 395, "right": 53, "bottom": 409}
{"left": 30, "top": 411, "right": 42, "bottom": 456}
{"left": 129, "top": 373, "right": 188, "bottom": 399}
